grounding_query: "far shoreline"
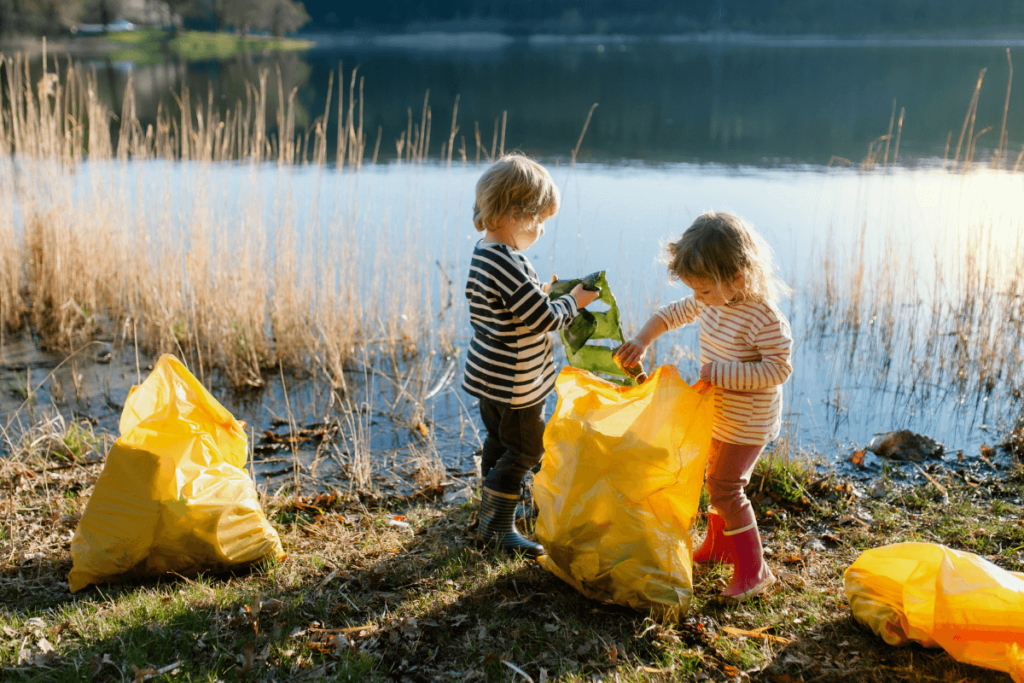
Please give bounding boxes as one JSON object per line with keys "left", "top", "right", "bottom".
{"left": 5, "top": 27, "right": 1024, "bottom": 60}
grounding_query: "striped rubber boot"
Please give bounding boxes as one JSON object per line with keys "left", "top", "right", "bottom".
{"left": 476, "top": 487, "right": 544, "bottom": 557}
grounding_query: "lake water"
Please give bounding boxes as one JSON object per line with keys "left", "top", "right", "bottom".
{"left": 73, "top": 34, "right": 1024, "bottom": 165}
{"left": 5, "top": 36, "right": 1024, "bottom": 487}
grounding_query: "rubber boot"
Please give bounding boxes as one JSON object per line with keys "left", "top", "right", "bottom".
{"left": 476, "top": 487, "right": 544, "bottom": 557}
{"left": 721, "top": 522, "right": 776, "bottom": 602}
{"left": 693, "top": 508, "right": 731, "bottom": 564}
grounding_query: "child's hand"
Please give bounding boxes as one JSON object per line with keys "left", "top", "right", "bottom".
{"left": 700, "top": 362, "right": 713, "bottom": 383}
{"left": 540, "top": 274, "right": 557, "bottom": 295}
{"left": 571, "top": 283, "right": 600, "bottom": 309}
{"left": 614, "top": 339, "right": 647, "bottom": 367}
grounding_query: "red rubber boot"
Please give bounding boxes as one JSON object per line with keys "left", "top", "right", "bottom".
{"left": 721, "top": 522, "right": 776, "bottom": 602}
{"left": 693, "top": 508, "right": 731, "bottom": 564}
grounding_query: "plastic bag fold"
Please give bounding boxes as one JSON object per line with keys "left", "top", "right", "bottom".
{"left": 69, "top": 355, "right": 285, "bottom": 592}
{"left": 534, "top": 365, "right": 714, "bottom": 619}
{"left": 845, "top": 542, "right": 1024, "bottom": 682}
{"left": 548, "top": 271, "right": 636, "bottom": 384}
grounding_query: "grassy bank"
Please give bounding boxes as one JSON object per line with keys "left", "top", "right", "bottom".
{"left": 105, "top": 30, "right": 314, "bottom": 62}
{"left": 1, "top": 415, "right": 1022, "bottom": 682}
{"left": 0, "top": 30, "right": 314, "bottom": 63}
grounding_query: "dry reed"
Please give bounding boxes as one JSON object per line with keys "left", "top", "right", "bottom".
{"left": 0, "top": 51, "right": 474, "bottom": 390}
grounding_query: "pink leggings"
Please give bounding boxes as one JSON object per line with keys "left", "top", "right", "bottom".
{"left": 706, "top": 439, "right": 765, "bottom": 531}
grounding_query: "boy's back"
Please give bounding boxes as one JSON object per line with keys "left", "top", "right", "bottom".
{"left": 463, "top": 241, "right": 577, "bottom": 408}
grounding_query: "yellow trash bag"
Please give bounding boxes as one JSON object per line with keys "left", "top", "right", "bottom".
{"left": 845, "top": 542, "right": 1024, "bottom": 682}
{"left": 69, "top": 355, "right": 285, "bottom": 593}
{"left": 534, "top": 365, "right": 715, "bottom": 619}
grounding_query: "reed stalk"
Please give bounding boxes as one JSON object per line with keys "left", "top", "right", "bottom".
{"left": 0, "top": 53, "right": 461, "bottom": 390}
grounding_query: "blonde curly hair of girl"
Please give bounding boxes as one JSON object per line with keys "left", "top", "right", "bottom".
{"left": 472, "top": 154, "right": 560, "bottom": 232}
{"left": 666, "top": 211, "right": 791, "bottom": 305}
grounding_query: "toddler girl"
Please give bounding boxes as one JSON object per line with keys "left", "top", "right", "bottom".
{"left": 615, "top": 211, "right": 792, "bottom": 602}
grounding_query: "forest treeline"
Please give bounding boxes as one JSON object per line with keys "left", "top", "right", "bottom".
{"left": 0, "top": 0, "right": 309, "bottom": 37}
{"left": 306, "top": 0, "right": 1024, "bottom": 35}
{"left": 2, "top": 0, "right": 1023, "bottom": 37}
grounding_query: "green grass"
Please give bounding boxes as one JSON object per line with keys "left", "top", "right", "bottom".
{"left": 2, "top": 425, "right": 1022, "bottom": 681}
{"left": 97, "top": 29, "right": 313, "bottom": 63}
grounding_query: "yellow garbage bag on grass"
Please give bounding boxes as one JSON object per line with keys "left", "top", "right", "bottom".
{"left": 534, "top": 365, "right": 714, "bottom": 619}
{"left": 69, "top": 355, "right": 285, "bottom": 593}
{"left": 845, "top": 542, "right": 1024, "bottom": 682}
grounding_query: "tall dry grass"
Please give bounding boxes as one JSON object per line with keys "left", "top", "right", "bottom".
{"left": 804, "top": 58, "right": 1024, "bottom": 416}
{"left": 0, "top": 49, "right": 474, "bottom": 389}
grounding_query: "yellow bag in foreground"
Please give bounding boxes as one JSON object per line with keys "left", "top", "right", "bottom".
{"left": 69, "top": 355, "right": 285, "bottom": 593}
{"left": 535, "top": 366, "right": 714, "bottom": 619}
{"left": 845, "top": 542, "right": 1024, "bottom": 682}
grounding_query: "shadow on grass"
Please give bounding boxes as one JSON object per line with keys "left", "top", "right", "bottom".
{"left": 0, "top": 499, "right": 691, "bottom": 681}
{"left": 754, "top": 614, "right": 1015, "bottom": 683}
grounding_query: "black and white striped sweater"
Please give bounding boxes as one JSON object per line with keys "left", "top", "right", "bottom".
{"left": 462, "top": 241, "right": 579, "bottom": 407}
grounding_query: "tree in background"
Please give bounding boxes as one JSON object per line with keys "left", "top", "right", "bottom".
{"left": 268, "top": 0, "right": 308, "bottom": 37}
{"left": 206, "top": 0, "right": 307, "bottom": 36}
{"left": 162, "top": 0, "right": 199, "bottom": 31}
{"left": 80, "top": 0, "right": 125, "bottom": 27}
{"left": 0, "top": 0, "right": 83, "bottom": 35}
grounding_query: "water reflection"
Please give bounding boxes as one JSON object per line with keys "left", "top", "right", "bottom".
{"left": 52, "top": 39, "right": 1023, "bottom": 164}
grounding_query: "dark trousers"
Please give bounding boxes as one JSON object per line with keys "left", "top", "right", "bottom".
{"left": 478, "top": 397, "right": 546, "bottom": 495}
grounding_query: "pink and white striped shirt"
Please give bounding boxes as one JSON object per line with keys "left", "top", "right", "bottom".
{"left": 655, "top": 296, "right": 792, "bottom": 446}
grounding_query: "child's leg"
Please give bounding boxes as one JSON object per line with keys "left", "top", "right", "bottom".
{"left": 705, "top": 439, "right": 763, "bottom": 531}
{"left": 478, "top": 399, "right": 507, "bottom": 482}
{"left": 481, "top": 401, "right": 545, "bottom": 494}
{"left": 476, "top": 401, "right": 546, "bottom": 556}
{"left": 705, "top": 439, "right": 776, "bottom": 600}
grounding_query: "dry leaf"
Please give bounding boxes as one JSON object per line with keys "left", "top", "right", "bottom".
{"left": 722, "top": 663, "right": 741, "bottom": 676}
{"left": 261, "top": 598, "right": 284, "bottom": 615}
{"left": 642, "top": 665, "right": 672, "bottom": 673}
{"left": 131, "top": 665, "right": 157, "bottom": 683}
{"left": 722, "top": 625, "right": 791, "bottom": 644}
{"left": 238, "top": 643, "right": 256, "bottom": 675}
{"left": 482, "top": 652, "right": 500, "bottom": 666}
{"left": 778, "top": 569, "right": 806, "bottom": 587}
{"left": 850, "top": 449, "right": 865, "bottom": 467}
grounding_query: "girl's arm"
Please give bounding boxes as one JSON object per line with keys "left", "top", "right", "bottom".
{"left": 702, "top": 315, "right": 793, "bottom": 390}
{"left": 614, "top": 314, "right": 669, "bottom": 366}
{"left": 615, "top": 297, "right": 702, "bottom": 366}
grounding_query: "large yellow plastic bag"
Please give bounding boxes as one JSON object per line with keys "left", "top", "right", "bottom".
{"left": 534, "top": 365, "right": 715, "bottom": 619}
{"left": 69, "top": 355, "right": 285, "bottom": 593}
{"left": 845, "top": 542, "right": 1024, "bottom": 682}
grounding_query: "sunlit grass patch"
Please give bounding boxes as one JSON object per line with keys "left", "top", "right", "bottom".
{"left": 2, "top": 437, "right": 1021, "bottom": 681}
{"left": 168, "top": 31, "right": 314, "bottom": 61}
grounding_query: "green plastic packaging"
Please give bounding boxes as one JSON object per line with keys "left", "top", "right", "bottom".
{"left": 549, "top": 271, "right": 639, "bottom": 385}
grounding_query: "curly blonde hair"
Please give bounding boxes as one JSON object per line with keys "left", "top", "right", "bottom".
{"left": 667, "top": 211, "right": 790, "bottom": 305}
{"left": 472, "top": 154, "right": 560, "bottom": 232}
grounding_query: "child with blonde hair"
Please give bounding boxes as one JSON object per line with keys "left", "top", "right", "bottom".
{"left": 464, "top": 154, "right": 600, "bottom": 556}
{"left": 615, "top": 211, "right": 792, "bottom": 601}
